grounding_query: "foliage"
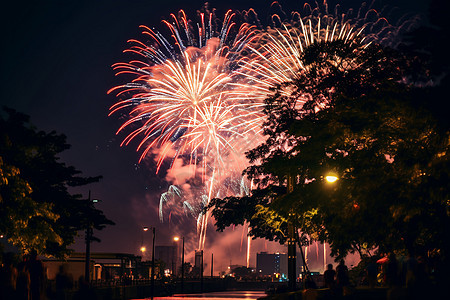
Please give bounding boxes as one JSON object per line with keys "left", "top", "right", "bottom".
{"left": 231, "top": 266, "right": 256, "bottom": 280}
{"left": 178, "top": 262, "right": 192, "bottom": 278}
{"left": 0, "top": 107, "right": 114, "bottom": 257}
{"left": 0, "top": 157, "right": 61, "bottom": 254}
{"left": 208, "top": 186, "right": 288, "bottom": 243}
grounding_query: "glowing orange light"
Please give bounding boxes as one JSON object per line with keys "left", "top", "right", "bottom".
{"left": 325, "top": 175, "right": 338, "bottom": 183}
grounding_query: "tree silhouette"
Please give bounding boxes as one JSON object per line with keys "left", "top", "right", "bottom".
{"left": 209, "top": 36, "right": 449, "bottom": 264}
{"left": 0, "top": 107, "right": 114, "bottom": 257}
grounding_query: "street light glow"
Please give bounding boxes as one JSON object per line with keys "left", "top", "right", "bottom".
{"left": 140, "top": 246, "right": 146, "bottom": 252}
{"left": 173, "top": 236, "right": 180, "bottom": 241}
{"left": 325, "top": 175, "right": 338, "bottom": 183}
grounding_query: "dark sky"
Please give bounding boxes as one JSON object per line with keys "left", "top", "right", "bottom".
{"left": 0, "top": 0, "right": 430, "bottom": 272}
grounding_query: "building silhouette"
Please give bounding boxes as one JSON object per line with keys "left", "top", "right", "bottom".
{"left": 256, "top": 252, "right": 288, "bottom": 276}
{"left": 155, "top": 245, "right": 178, "bottom": 275}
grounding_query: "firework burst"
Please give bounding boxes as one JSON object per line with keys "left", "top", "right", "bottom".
{"left": 110, "top": 1, "right": 416, "bottom": 252}
{"left": 241, "top": 1, "right": 417, "bottom": 110}
{"left": 109, "top": 8, "right": 265, "bottom": 250}
{"left": 108, "top": 9, "right": 263, "bottom": 174}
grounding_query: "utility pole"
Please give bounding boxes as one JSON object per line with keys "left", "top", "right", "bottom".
{"left": 181, "top": 237, "right": 185, "bottom": 293}
{"left": 211, "top": 253, "right": 213, "bottom": 278}
{"left": 200, "top": 250, "right": 204, "bottom": 293}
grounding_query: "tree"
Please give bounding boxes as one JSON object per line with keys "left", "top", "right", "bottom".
{"left": 231, "top": 266, "right": 256, "bottom": 280}
{"left": 178, "top": 262, "right": 192, "bottom": 278}
{"left": 209, "top": 34, "right": 449, "bottom": 265}
{"left": 0, "top": 156, "right": 61, "bottom": 254}
{"left": 0, "top": 107, "right": 114, "bottom": 257}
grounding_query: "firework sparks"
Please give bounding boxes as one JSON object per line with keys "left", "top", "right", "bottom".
{"left": 109, "top": 8, "right": 264, "bottom": 250}
{"left": 109, "top": 10, "right": 263, "bottom": 175}
{"left": 110, "top": 1, "right": 416, "bottom": 252}
{"left": 241, "top": 1, "right": 413, "bottom": 111}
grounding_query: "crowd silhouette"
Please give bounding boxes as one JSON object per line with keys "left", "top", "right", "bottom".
{"left": 0, "top": 251, "right": 97, "bottom": 300}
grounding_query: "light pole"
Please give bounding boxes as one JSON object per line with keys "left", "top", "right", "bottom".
{"left": 150, "top": 227, "right": 155, "bottom": 300}
{"left": 323, "top": 174, "right": 338, "bottom": 272}
{"left": 85, "top": 190, "right": 100, "bottom": 284}
{"left": 174, "top": 236, "right": 185, "bottom": 293}
{"left": 200, "top": 250, "right": 204, "bottom": 293}
{"left": 143, "top": 226, "right": 155, "bottom": 299}
{"left": 288, "top": 173, "right": 339, "bottom": 290}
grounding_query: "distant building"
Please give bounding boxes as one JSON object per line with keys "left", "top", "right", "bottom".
{"left": 194, "top": 250, "right": 203, "bottom": 269}
{"left": 155, "top": 245, "right": 178, "bottom": 275}
{"left": 256, "top": 251, "right": 304, "bottom": 280}
{"left": 256, "top": 252, "right": 288, "bottom": 276}
{"left": 44, "top": 252, "right": 142, "bottom": 281}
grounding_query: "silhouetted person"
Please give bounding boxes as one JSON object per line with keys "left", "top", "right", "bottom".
{"left": 16, "top": 260, "right": 31, "bottom": 300}
{"left": 404, "top": 255, "right": 431, "bottom": 300}
{"left": 72, "top": 276, "right": 97, "bottom": 300}
{"left": 366, "top": 258, "right": 378, "bottom": 289}
{"left": 336, "top": 259, "right": 349, "bottom": 287}
{"left": 0, "top": 252, "right": 18, "bottom": 300}
{"left": 335, "top": 259, "right": 350, "bottom": 296}
{"left": 323, "top": 264, "right": 336, "bottom": 289}
{"left": 405, "top": 253, "right": 418, "bottom": 288}
{"left": 27, "top": 250, "right": 45, "bottom": 300}
{"left": 55, "top": 264, "right": 73, "bottom": 300}
{"left": 384, "top": 253, "right": 399, "bottom": 288}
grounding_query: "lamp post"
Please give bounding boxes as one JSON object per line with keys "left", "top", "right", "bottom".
{"left": 200, "top": 250, "right": 204, "bottom": 293}
{"left": 143, "top": 226, "right": 155, "bottom": 299}
{"left": 85, "top": 190, "right": 100, "bottom": 284}
{"left": 323, "top": 174, "right": 338, "bottom": 272}
{"left": 287, "top": 173, "right": 339, "bottom": 290}
{"left": 150, "top": 227, "right": 155, "bottom": 300}
{"left": 174, "top": 236, "right": 185, "bottom": 293}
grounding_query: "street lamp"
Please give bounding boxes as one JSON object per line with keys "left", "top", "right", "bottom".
{"left": 174, "top": 236, "right": 185, "bottom": 293}
{"left": 150, "top": 227, "right": 156, "bottom": 300}
{"left": 85, "top": 190, "right": 100, "bottom": 284}
{"left": 287, "top": 172, "right": 340, "bottom": 290}
{"left": 323, "top": 173, "right": 338, "bottom": 272}
{"left": 142, "top": 226, "right": 155, "bottom": 299}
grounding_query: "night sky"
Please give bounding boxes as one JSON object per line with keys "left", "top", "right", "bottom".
{"left": 1, "top": 0, "right": 430, "bottom": 273}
